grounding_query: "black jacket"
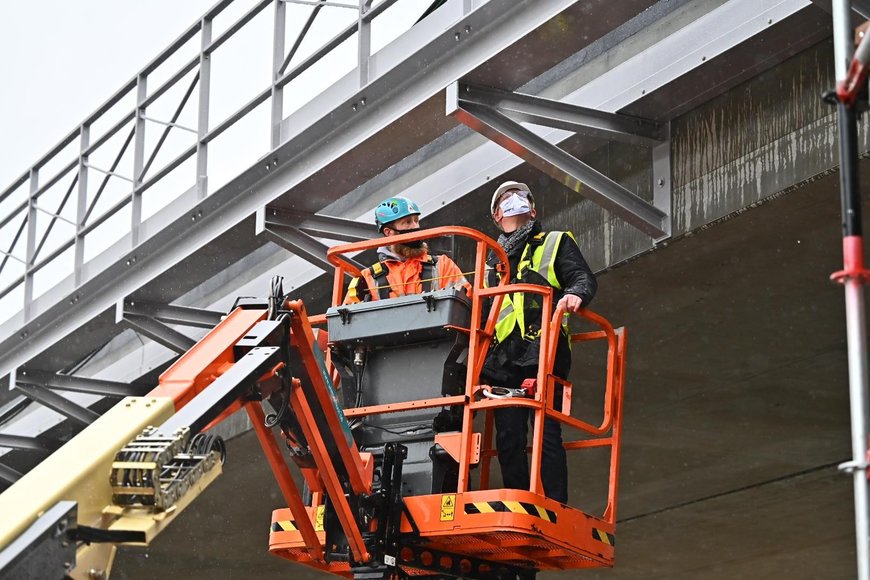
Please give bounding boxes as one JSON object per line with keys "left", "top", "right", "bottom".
{"left": 482, "top": 222, "right": 597, "bottom": 383}
{"left": 486, "top": 221, "right": 597, "bottom": 306}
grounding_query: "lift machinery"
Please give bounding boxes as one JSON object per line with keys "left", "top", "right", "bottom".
{"left": 0, "top": 227, "right": 626, "bottom": 579}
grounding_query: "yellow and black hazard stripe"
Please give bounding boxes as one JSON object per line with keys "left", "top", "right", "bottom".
{"left": 271, "top": 520, "right": 297, "bottom": 532}
{"left": 592, "top": 528, "right": 615, "bottom": 546}
{"left": 464, "top": 501, "right": 557, "bottom": 523}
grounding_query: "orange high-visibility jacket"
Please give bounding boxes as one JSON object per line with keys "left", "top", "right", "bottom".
{"left": 345, "top": 252, "right": 470, "bottom": 303}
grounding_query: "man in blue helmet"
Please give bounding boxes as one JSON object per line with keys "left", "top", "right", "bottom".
{"left": 344, "top": 196, "right": 469, "bottom": 303}
{"left": 481, "top": 181, "right": 597, "bottom": 505}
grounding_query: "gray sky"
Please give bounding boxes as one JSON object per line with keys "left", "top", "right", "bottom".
{"left": 0, "top": 1, "right": 213, "bottom": 189}
{"left": 0, "top": 0, "right": 422, "bottom": 191}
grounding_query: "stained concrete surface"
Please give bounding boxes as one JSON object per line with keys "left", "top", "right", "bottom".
{"left": 574, "top": 166, "right": 856, "bottom": 579}
{"left": 113, "top": 167, "right": 859, "bottom": 578}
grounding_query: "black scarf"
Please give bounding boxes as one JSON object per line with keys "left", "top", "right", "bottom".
{"left": 497, "top": 219, "right": 538, "bottom": 257}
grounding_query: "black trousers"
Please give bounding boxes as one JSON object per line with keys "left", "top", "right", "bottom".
{"left": 494, "top": 391, "right": 567, "bottom": 503}
{"left": 484, "top": 333, "right": 571, "bottom": 504}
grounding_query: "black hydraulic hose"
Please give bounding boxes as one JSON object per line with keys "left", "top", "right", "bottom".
{"left": 265, "top": 314, "right": 292, "bottom": 428}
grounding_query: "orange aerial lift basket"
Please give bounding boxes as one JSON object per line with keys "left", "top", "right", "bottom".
{"left": 259, "top": 226, "right": 627, "bottom": 579}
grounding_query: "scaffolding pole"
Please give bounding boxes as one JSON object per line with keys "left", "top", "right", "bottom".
{"left": 832, "top": 3, "right": 870, "bottom": 579}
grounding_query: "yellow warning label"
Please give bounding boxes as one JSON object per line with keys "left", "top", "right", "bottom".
{"left": 315, "top": 505, "right": 325, "bottom": 531}
{"left": 440, "top": 494, "right": 456, "bottom": 521}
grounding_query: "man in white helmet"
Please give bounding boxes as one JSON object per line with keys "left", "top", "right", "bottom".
{"left": 481, "top": 180, "right": 597, "bottom": 505}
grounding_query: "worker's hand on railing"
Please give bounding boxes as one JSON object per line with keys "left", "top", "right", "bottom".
{"left": 556, "top": 293, "right": 583, "bottom": 314}
{"left": 856, "top": 21, "right": 870, "bottom": 48}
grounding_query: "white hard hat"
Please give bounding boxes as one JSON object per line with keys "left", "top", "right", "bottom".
{"left": 490, "top": 181, "right": 534, "bottom": 215}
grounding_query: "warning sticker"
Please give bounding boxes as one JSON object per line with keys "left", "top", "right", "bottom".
{"left": 315, "top": 505, "right": 325, "bottom": 531}
{"left": 440, "top": 494, "right": 456, "bottom": 521}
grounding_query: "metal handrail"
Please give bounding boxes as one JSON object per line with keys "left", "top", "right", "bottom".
{"left": 0, "top": 0, "right": 428, "bottom": 323}
{"left": 324, "top": 225, "right": 625, "bottom": 522}
{"left": 548, "top": 305, "right": 621, "bottom": 436}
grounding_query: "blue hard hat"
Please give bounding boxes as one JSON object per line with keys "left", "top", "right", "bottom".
{"left": 374, "top": 196, "right": 421, "bottom": 232}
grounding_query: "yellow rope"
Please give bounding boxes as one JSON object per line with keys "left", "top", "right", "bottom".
{"left": 367, "top": 270, "right": 477, "bottom": 292}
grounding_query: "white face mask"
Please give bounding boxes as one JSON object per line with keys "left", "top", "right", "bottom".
{"left": 499, "top": 192, "right": 531, "bottom": 217}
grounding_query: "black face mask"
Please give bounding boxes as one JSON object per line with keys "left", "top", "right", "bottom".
{"left": 391, "top": 227, "right": 424, "bottom": 249}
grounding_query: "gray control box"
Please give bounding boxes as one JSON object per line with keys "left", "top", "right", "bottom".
{"left": 326, "top": 287, "right": 471, "bottom": 346}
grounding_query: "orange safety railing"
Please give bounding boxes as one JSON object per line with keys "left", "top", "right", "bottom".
{"left": 325, "top": 225, "right": 625, "bottom": 524}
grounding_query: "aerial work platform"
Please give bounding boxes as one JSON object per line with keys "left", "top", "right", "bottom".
{"left": 0, "top": 227, "right": 623, "bottom": 579}
{"left": 266, "top": 226, "right": 626, "bottom": 578}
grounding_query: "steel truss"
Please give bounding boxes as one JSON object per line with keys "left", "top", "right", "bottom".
{"left": 257, "top": 208, "right": 370, "bottom": 273}
{"left": 10, "top": 383, "right": 99, "bottom": 427}
{"left": 15, "top": 370, "right": 139, "bottom": 399}
{"left": 116, "top": 300, "right": 224, "bottom": 354}
{"left": 0, "top": 433, "right": 60, "bottom": 483}
{"left": 1, "top": 299, "right": 225, "bottom": 482}
{"left": 0, "top": 463, "right": 23, "bottom": 486}
{"left": 0, "top": 0, "right": 580, "bottom": 380}
{"left": 448, "top": 82, "right": 671, "bottom": 239}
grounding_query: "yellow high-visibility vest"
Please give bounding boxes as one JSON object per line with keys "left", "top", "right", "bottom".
{"left": 491, "top": 231, "right": 573, "bottom": 343}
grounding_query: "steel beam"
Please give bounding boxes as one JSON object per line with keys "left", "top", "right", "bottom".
{"left": 0, "top": 396, "right": 30, "bottom": 425}
{"left": 196, "top": 15, "right": 212, "bottom": 200}
{"left": 271, "top": 0, "right": 287, "bottom": 149}
{"left": 15, "top": 369, "right": 142, "bottom": 398}
{"left": 358, "top": 0, "right": 371, "bottom": 87}
{"left": 74, "top": 124, "right": 89, "bottom": 286}
{"left": 260, "top": 225, "right": 335, "bottom": 273}
{"left": 121, "top": 300, "right": 223, "bottom": 329}
{"left": 257, "top": 209, "right": 365, "bottom": 273}
{"left": 0, "top": 462, "right": 22, "bottom": 485}
{"left": 118, "top": 313, "right": 196, "bottom": 354}
{"left": 264, "top": 207, "right": 374, "bottom": 242}
{"left": 12, "top": 383, "right": 99, "bottom": 426}
{"left": 448, "top": 92, "right": 669, "bottom": 239}
{"left": 652, "top": 126, "right": 672, "bottom": 235}
{"left": 23, "top": 169, "right": 37, "bottom": 321}
{"left": 132, "top": 73, "right": 147, "bottom": 246}
{"left": 459, "top": 83, "right": 666, "bottom": 146}
{"left": 0, "top": 434, "right": 60, "bottom": 455}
